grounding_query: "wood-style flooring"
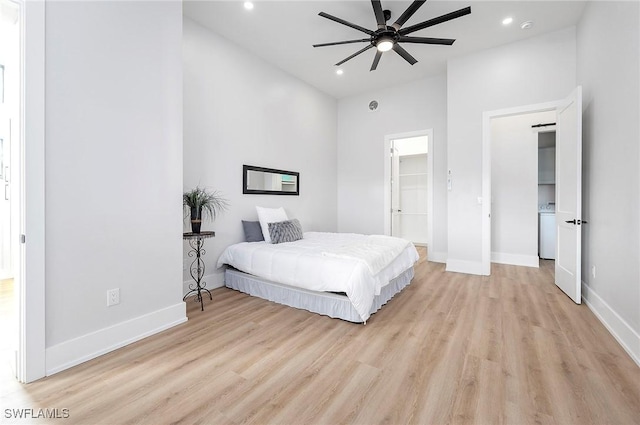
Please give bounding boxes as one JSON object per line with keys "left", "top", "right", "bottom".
{"left": 1, "top": 251, "right": 639, "bottom": 424}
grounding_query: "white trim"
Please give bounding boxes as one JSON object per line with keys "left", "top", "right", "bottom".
{"left": 491, "top": 252, "right": 539, "bottom": 268}
{"left": 481, "top": 100, "right": 562, "bottom": 277}
{"left": 45, "top": 303, "right": 187, "bottom": 376}
{"left": 582, "top": 281, "right": 640, "bottom": 367}
{"left": 18, "top": 0, "right": 46, "bottom": 384}
{"left": 383, "top": 129, "right": 434, "bottom": 251}
{"left": 428, "top": 251, "right": 447, "bottom": 264}
{"left": 445, "top": 259, "right": 483, "bottom": 275}
{"left": 481, "top": 111, "right": 492, "bottom": 276}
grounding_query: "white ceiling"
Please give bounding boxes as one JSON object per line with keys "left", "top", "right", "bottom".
{"left": 183, "top": 1, "right": 586, "bottom": 99}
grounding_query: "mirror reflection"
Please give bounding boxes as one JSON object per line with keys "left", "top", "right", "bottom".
{"left": 243, "top": 165, "right": 299, "bottom": 195}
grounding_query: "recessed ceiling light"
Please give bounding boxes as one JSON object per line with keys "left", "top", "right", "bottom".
{"left": 336, "top": 69, "right": 344, "bottom": 76}
{"left": 243, "top": 2, "right": 254, "bottom": 10}
{"left": 502, "top": 17, "right": 513, "bottom": 26}
{"left": 521, "top": 20, "right": 534, "bottom": 30}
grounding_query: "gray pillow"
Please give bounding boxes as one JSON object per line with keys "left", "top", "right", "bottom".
{"left": 268, "top": 219, "right": 303, "bottom": 244}
{"left": 242, "top": 220, "right": 264, "bottom": 242}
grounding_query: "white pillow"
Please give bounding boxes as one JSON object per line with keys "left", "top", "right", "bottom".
{"left": 256, "top": 206, "right": 288, "bottom": 243}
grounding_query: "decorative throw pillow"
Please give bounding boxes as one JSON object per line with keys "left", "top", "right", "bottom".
{"left": 242, "top": 220, "right": 264, "bottom": 242}
{"left": 268, "top": 219, "right": 303, "bottom": 244}
{"left": 256, "top": 206, "right": 288, "bottom": 243}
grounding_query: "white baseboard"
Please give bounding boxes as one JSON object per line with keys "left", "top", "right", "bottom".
{"left": 491, "top": 252, "right": 539, "bottom": 268}
{"left": 46, "top": 303, "right": 187, "bottom": 376}
{"left": 445, "top": 259, "right": 483, "bottom": 275}
{"left": 428, "top": 251, "right": 447, "bottom": 264}
{"left": 582, "top": 281, "right": 640, "bottom": 367}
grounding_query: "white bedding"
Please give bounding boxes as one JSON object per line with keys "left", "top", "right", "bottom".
{"left": 216, "top": 232, "right": 419, "bottom": 322}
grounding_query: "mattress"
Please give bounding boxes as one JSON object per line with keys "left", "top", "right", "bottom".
{"left": 216, "top": 232, "right": 419, "bottom": 322}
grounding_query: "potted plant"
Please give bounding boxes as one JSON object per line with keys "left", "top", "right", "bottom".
{"left": 183, "top": 186, "right": 229, "bottom": 233}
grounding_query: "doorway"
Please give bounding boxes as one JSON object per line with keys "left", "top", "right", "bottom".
{"left": 482, "top": 88, "right": 583, "bottom": 304}
{"left": 1, "top": 0, "right": 47, "bottom": 383}
{"left": 384, "top": 130, "right": 433, "bottom": 253}
{"left": 537, "top": 129, "right": 557, "bottom": 262}
{"left": 489, "top": 110, "right": 556, "bottom": 269}
{"left": 0, "top": 0, "right": 20, "bottom": 380}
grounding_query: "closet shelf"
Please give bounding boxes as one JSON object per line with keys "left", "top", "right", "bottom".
{"left": 399, "top": 173, "right": 428, "bottom": 177}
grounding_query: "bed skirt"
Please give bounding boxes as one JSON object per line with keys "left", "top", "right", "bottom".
{"left": 224, "top": 267, "right": 415, "bottom": 323}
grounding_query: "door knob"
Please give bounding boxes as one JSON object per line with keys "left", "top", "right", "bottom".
{"left": 565, "top": 219, "right": 588, "bottom": 225}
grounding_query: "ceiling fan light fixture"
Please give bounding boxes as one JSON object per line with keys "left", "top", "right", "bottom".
{"left": 313, "top": 1, "right": 471, "bottom": 71}
{"left": 376, "top": 38, "right": 394, "bottom": 52}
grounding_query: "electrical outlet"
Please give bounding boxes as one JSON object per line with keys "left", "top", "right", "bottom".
{"left": 591, "top": 265, "right": 596, "bottom": 279}
{"left": 107, "top": 288, "right": 120, "bottom": 307}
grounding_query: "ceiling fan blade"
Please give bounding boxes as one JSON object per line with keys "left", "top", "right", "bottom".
{"left": 399, "top": 6, "right": 471, "bottom": 35}
{"left": 371, "top": 0, "right": 386, "bottom": 29}
{"left": 392, "top": 0, "right": 426, "bottom": 30}
{"left": 370, "top": 50, "right": 383, "bottom": 71}
{"left": 319, "top": 12, "right": 374, "bottom": 35}
{"left": 313, "top": 38, "right": 371, "bottom": 48}
{"left": 398, "top": 36, "right": 455, "bottom": 45}
{"left": 393, "top": 44, "right": 418, "bottom": 65}
{"left": 335, "top": 44, "right": 375, "bottom": 66}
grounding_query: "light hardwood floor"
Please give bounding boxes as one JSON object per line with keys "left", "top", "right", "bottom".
{"left": 1, "top": 252, "right": 639, "bottom": 424}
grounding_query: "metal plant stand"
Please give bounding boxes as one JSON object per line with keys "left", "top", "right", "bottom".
{"left": 183, "top": 231, "right": 215, "bottom": 311}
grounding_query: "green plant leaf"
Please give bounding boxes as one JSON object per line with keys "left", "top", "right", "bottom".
{"left": 183, "top": 186, "right": 229, "bottom": 222}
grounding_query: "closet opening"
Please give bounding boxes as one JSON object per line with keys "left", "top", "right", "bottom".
{"left": 383, "top": 129, "right": 433, "bottom": 257}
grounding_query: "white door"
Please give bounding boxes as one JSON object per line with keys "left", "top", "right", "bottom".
{"left": 390, "top": 145, "right": 401, "bottom": 236}
{"left": 555, "top": 86, "right": 583, "bottom": 304}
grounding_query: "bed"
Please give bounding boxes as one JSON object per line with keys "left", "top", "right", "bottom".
{"left": 216, "top": 231, "right": 419, "bottom": 323}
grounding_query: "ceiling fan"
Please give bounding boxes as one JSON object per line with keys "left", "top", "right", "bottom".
{"left": 313, "top": 0, "right": 471, "bottom": 71}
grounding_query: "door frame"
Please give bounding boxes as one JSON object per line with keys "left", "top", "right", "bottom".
{"left": 15, "top": 0, "right": 46, "bottom": 383}
{"left": 481, "top": 100, "right": 562, "bottom": 275}
{"left": 384, "top": 129, "right": 433, "bottom": 255}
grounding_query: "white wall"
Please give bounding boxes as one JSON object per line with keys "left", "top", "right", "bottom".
{"left": 337, "top": 74, "right": 447, "bottom": 260}
{"left": 447, "top": 28, "right": 577, "bottom": 274}
{"left": 183, "top": 18, "right": 338, "bottom": 288}
{"left": 44, "top": 1, "right": 185, "bottom": 374}
{"left": 491, "top": 111, "right": 555, "bottom": 267}
{"left": 577, "top": 1, "right": 640, "bottom": 364}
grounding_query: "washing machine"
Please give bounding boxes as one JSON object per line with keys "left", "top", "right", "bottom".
{"left": 539, "top": 206, "right": 556, "bottom": 260}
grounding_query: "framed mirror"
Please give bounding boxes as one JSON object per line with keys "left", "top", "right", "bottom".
{"left": 243, "top": 165, "right": 299, "bottom": 196}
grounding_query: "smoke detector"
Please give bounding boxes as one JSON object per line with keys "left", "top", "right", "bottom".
{"left": 520, "top": 20, "right": 534, "bottom": 30}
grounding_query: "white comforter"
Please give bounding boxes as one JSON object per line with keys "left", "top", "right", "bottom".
{"left": 216, "top": 232, "right": 419, "bottom": 322}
